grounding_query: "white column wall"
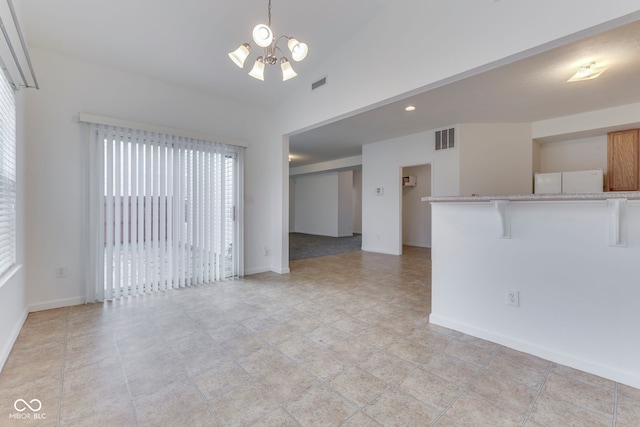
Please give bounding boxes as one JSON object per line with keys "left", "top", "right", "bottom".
{"left": 337, "top": 171, "right": 354, "bottom": 237}
{"left": 244, "top": 127, "right": 285, "bottom": 275}
{"left": 430, "top": 200, "right": 640, "bottom": 388}
{"left": 289, "top": 177, "right": 296, "bottom": 233}
{"left": 352, "top": 169, "right": 363, "bottom": 234}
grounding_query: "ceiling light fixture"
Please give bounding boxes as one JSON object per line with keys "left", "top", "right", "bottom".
{"left": 567, "top": 62, "right": 608, "bottom": 82}
{"left": 405, "top": 105, "right": 416, "bottom": 112}
{"left": 228, "top": 0, "right": 308, "bottom": 82}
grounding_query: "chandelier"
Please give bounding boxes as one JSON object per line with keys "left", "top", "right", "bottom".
{"left": 228, "top": 0, "right": 308, "bottom": 81}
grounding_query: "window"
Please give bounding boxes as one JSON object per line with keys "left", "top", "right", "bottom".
{"left": 0, "top": 70, "right": 16, "bottom": 280}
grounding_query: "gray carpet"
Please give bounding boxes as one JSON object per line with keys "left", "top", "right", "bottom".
{"left": 289, "top": 232, "right": 362, "bottom": 260}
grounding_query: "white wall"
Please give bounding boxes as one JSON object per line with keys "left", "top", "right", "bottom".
{"left": 352, "top": 169, "right": 362, "bottom": 234}
{"left": 337, "top": 171, "right": 354, "bottom": 237}
{"left": 293, "top": 172, "right": 339, "bottom": 236}
{"left": 24, "top": 48, "right": 272, "bottom": 308}
{"left": 459, "top": 123, "right": 533, "bottom": 196}
{"left": 430, "top": 200, "right": 640, "bottom": 388}
{"left": 539, "top": 135, "right": 607, "bottom": 173}
{"left": 289, "top": 177, "right": 296, "bottom": 232}
{"left": 432, "top": 144, "right": 460, "bottom": 197}
{"left": 291, "top": 165, "right": 360, "bottom": 237}
{"left": 292, "top": 170, "right": 355, "bottom": 237}
{"left": 402, "top": 165, "right": 432, "bottom": 248}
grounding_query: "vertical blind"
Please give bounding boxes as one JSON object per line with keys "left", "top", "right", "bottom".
{"left": 0, "top": 69, "right": 15, "bottom": 280}
{"left": 87, "top": 124, "right": 243, "bottom": 301}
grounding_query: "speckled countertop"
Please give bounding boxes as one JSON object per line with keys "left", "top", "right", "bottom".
{"left": 422, "top": 192, "right": 640, "bottom": 202}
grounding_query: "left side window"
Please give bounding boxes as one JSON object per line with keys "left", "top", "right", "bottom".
{"left": 0, "top": 69, "right": 16, "bottom": 279}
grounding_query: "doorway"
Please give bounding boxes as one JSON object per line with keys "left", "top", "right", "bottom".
{"left": 401, "top": 164, "right": 432, "bottom": 249}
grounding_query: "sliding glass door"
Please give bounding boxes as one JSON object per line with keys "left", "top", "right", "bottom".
{"left": 87, "top": 124, "right": 243, "bottom": 301}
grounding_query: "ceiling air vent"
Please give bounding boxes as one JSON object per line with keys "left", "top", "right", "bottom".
{"left": 311, "top": 76, "right": 327, "bottom": 91}
{"left": 435, "top": 127, "right": 456, "bottom": 151}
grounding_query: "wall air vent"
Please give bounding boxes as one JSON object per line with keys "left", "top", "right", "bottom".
{"left": 311, "top": 76, "right": 327, "bottom": 91}
{"left": 435, "top": 127, "right": 456, "bottom": 151}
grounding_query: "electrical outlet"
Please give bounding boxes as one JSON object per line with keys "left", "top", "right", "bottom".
{"left": 506, "top": 289, "right": 519, "bottom": 307}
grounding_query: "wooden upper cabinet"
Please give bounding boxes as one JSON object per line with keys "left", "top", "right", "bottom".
{"left": 608, "top": 129, "right": 639, "bottom": 191}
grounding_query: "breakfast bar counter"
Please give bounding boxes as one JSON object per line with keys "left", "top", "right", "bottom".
{"left": 422, "top": 192, "right": 640, "bottom": 389}
{"left": 423, "top": 191, "right": 640, "bottom": 203}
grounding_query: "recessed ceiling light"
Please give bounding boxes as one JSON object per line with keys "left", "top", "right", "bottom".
{"left": 405, "top": 105, "right": 416, "bottom": 112}
{"left": 567, "top": 62, "right": 609, "bottom": 82}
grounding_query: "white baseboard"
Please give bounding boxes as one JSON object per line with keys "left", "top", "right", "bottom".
{"left": 29, "top": 296, "right": 85, "bottom": 313}
{"left": 403, "top": 242, "right": 431, "bottom": 248}
{"left": 0, "top": 307, "right": 28, "bottom": 372}
{"left": 244, "top": 260, "right": 291, "bottom": 275}
{"left": 244, "top": 267, "right": 271, "bottom": 275}
{"left": 429, "top": 313, "right": 640, "bottom": 389}
{"left": 242, "top": 266, "right": 291, "bottom": 276}
{"left": 360, "top": 245, "right": 401, "bottom": 256}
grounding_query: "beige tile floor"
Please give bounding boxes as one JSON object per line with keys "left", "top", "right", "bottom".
{"left": 1, "top": 247, "right": 639, "bottom": 426}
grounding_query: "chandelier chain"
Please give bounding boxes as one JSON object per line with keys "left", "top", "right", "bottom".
{"left": 268, "top": 0, "right": 272, "bottom": 28}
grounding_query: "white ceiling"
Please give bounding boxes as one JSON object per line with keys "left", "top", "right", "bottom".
{"left": 21, "top": 2, "right": 640, "bottom": 168}
{"left": 21, "top": 0, "right": 387, "bottom": 108}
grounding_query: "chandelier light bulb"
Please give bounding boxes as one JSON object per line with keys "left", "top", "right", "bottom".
{"left": 249, "top": 57, "right": 265, "bottom": 80}
{"left": 252, "top": 24, "right": 273, "bottom": 47}
{"left": 287, "top": 38, "right": 308, "bottom": 62}
{"left": 228, "top": 43, "right": 251, "bottom": 68}
{"left": 280, "top": 58, "right": 297, "bottom": 81}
